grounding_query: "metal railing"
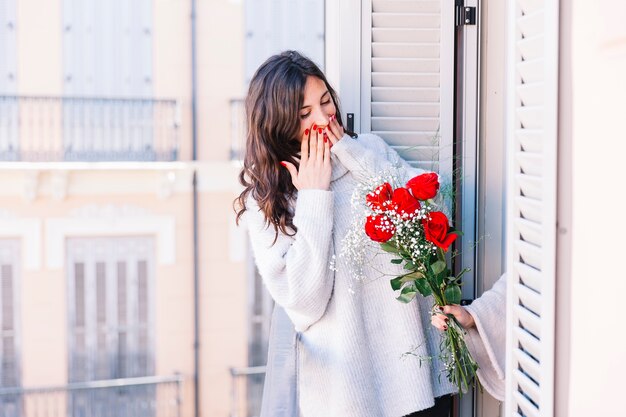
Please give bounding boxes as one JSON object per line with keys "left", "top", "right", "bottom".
{"left": 230, "top": 98, "right": 245, "bottom": 161}
{"left": 0, "top": 374, "right": 185, "bottom": 417}
{"left": 229, "top": 366, "right": 265, "bottom": 417}
{"left": 0, "top": 95, "right": 180, "bottom": 162}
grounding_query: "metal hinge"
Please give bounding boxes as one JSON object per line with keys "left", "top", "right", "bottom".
{"left": 456, "top": 6, "right": 476, "bottom": 26}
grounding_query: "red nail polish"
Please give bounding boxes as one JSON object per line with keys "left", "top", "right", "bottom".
{"left": 318, "top": 128, "right": 322, "bottom": 134}
{"left": 304, "top": 129, "right": 310, "bottom": 135}
{"left": 312, "top": 124, "right": 317, "bottom": 130}
{"left": 324, "top": 136, "right": 327, "bottom": 143}
{"left": 443, "top": 325, "right": 448, "bottom": 330}
{"left": 280, "top": 162, "right": 287, "bottom": 168}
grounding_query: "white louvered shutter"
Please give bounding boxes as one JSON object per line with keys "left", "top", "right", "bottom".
{"left": 67, "top": 236, "right": 156, "bottom": 381}
{"left": 244, "top": 0, "right": 325, "bottom": 83}
{"left": 505, "top": 0, "right": 558, "bottom": 416}
{"left": 0, "top": 239, "right": 21, "bottom": 416}
{"left": 0, "top": 0, "right": 17, "bottom": 94}
{"left": 362, "top": 0, "right": 454, "bottom": 178}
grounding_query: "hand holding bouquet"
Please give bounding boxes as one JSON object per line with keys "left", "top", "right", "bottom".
{"left": 363, "top": 172, "right": 479, "bottom": 394}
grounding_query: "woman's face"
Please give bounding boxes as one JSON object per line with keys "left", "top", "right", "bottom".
{"left": 298, "top": 76, "right": 336, "bottom": 140}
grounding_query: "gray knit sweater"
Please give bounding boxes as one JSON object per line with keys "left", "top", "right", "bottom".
{"left": 246, "top": 134, "right": 505, "bottom": 417}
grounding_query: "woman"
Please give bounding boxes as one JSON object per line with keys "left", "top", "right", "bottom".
{"left": 236, "top": 51, "right": 505, "bottom": 417}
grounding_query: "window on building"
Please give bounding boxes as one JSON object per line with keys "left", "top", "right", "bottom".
{"left": 0, "top": 239, "right": 21, "bottom": 417}
{"left": 67, "top": 236, "right": 155, "bottom": 417}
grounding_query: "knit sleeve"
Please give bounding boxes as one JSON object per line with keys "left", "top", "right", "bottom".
{"left": 246, "top": 190, "right": 335, "bottom": 332}
{"left": 463, "top": 274, "right": 507, "bottom": 401}
{"left": 330, "top": 133, "right": 426, "bottom": 181}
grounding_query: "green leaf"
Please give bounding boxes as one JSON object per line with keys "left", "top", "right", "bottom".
{"left": 413, "top": 278, "right": 433, "bottom": 297}
{"left": 444, "top": 285, "right": 462, "bottom": 305}
{"left": 380, "top": 242, "right": 398, "bottom": 253}
{"left": 431, "top": 260, "right": 446, "bottom": 275}
{"left": 390, "top": 271, "right": 424, "bottom": 291}
{"left": 396, "top": 283, "right": 417, "bottom": 303}
{"left": 405, "top": 261, "right": 416, "bottom": 270}
{"left": 390, "top": 258, "right": 403, "bottom": 264}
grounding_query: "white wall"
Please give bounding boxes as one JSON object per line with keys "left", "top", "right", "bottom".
{"left": 561, "top": 1, "right": 626, "bottom": 415}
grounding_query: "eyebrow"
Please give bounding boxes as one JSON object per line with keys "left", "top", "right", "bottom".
{"left": 300, "top": 90, "right": 330, "bottom": 110}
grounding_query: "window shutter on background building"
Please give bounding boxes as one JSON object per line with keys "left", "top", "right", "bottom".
{"left": 361, "top": 0, "right": 454, "bottom": 178}
{"left": 62, "top": 0, "right": 153, "bottom": 97}
{"left": 67, "top": 236, "right": 155, "bottom": 383}
{"left": 0, "top": 0, "right": 17, "bottom": 94}
{"left": 505, "top": 0, "right": 558, "bottom": 416}
{"left": 0, "top": 239, "right": 20, "bottom": 417}
{"left": 244, "top": 0, "right": 325, "bottom": 83}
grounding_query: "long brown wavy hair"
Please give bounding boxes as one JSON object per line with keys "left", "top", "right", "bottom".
{"left": 235, "top": 51, "right": 355, "bottom": 241}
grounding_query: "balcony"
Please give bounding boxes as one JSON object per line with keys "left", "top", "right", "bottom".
{"left": 0, "top": 95, "right": 180, "bottom": 162}
{"left": 0, "top": 374, "right": 187, "bottom": 417}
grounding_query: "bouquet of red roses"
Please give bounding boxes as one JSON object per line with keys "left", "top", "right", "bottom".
{"left": 363, "top": 172, "right": 478, "bottom": 394}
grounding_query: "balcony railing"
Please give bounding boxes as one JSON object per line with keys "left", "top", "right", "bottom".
{"left": 229, "top": 366, "right": 265, "bottom": 417}
{"left": 0, "top": 374, "right": 185, "bottom": 417}
{"left": 0, "top": 95, "right": 180, "bottom": 162}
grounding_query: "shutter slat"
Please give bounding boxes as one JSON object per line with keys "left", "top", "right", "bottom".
{"left": 516, "top": 240, "right": 542, "bottom": 271}
{"left": 372, "top": 13, "right": 440, "bottom": 29}
{"left": 517, "top": 35, "right": 544, "bottom": 61}
{"left": 515, "top": 327, "right": 541, "bottom": 360}
{"left": 517, "top": 152, "right": 542, "bottom": 177}
{"left": 514, "top": 369, "right": 541, "bottom": 406}
{"left": 372, "top": 0, "right": 440, "bottom": 13}
{"left": 514, "top": 282, "right": 541, "bottom": 315}
{"left": 516, "top": 196, "right": 542, "bottom": 223}
{"left": 515, "top": 304, "right": 542, "bottom": 338}
{"left": 371, "top": 117, "right": 439, "bottom": 131}
{"left": 372, "top": 58, "right": 439, "bottom": 73}
{"left": 516, "top": 174, "right": 542, "bottom": 200}
{"left": 517, "top": 83, "right": 543, "bottom": 106}
{"left": 372, "top": 73, "right": 440, "bottom": 88}
{"left": 372, "top": 102, "right": 439, "bottom": 117}
{"left": 517, "top": 130, "right": 543, "bottom": 153}
{"left": 514, "top": 348, "right": 541, "bottom": 384}
{"left": 515, "top": 218, "right": 542, "bottom": 246}
{"left": 371, "top": 131, "right": 439, "bottom": 145}
{"left": 517, "top": 59, "right": 543, "bottom": 83}
{"left": 372, "top": 28, "right": 440, "bottom": 43}
{"left": 513, "top": 390, "right": 540, "bottom": 417}
{"left": 373, "top": 43, "right": 439, "bottom": 58}
{"left": 517, "top": 10, "right": 544, "bottom": 38}
{"left": 372, "top": 87, "right": 439, "bottom": 102}
{"left": 517, "top": 107, "right": 544, "bottom": 129}
{"left": 514, "top": 261, "right": 542, "bottom": 293}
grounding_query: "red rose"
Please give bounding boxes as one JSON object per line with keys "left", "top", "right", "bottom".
{"left": 422, "top": 211, "right": 457, "bottom": 251}
{"left": 390, "top": 187, "right": 421, "bottom": 217}
{"left": 365, "top": 215, "right": 396, "bottom": 243}
{"left": 366, "top": 182, "right": 394, "bottom": 211}
{"left": 406, "top": 173, "right": 440, "bottom": 200}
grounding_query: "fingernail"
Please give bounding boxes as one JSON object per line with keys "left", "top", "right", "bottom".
{"left": 323, "top": 136, "right": 327, "bottom": 143}
{"left": 312, "top": 124, "right": 317, "bottom": 130}
{"left": 280, "top": 162, "right": 287, "bottom": 168}
{"left": 329, "top": 114, "right": 335, "bottom": 121}
{"left": 318, "top": 128, "right": 322, "bottom": 134}
{"left": 443, "top": 325, "right": 448, "bottom": 330}
{"left": 304, "top": 129, "right": 310, "bottom": 135}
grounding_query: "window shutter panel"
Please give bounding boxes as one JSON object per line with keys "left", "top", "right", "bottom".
{"left": 505, "top": 1, "right": 559, "bottom": 416}
{"left": 0, "top": 0, "right": 17, "bottom": 94}
{"left": 362, "top": 0, "right": 454, "bottom": 176}
{"left": 0, "top": 240, "right": 20, "bottom": 400}
{"left": 244, "top": 0, "right": 325, "bottom": 83}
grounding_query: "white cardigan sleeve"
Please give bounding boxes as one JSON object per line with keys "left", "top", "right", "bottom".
{"left": 463, "top": 274, "right": 507, "bottom": 401}
{"left": 246, "top": 190, "right": 335, "bottom": 332}
{"left": 330, "top": 133, "right": 426, "bottom": 181}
